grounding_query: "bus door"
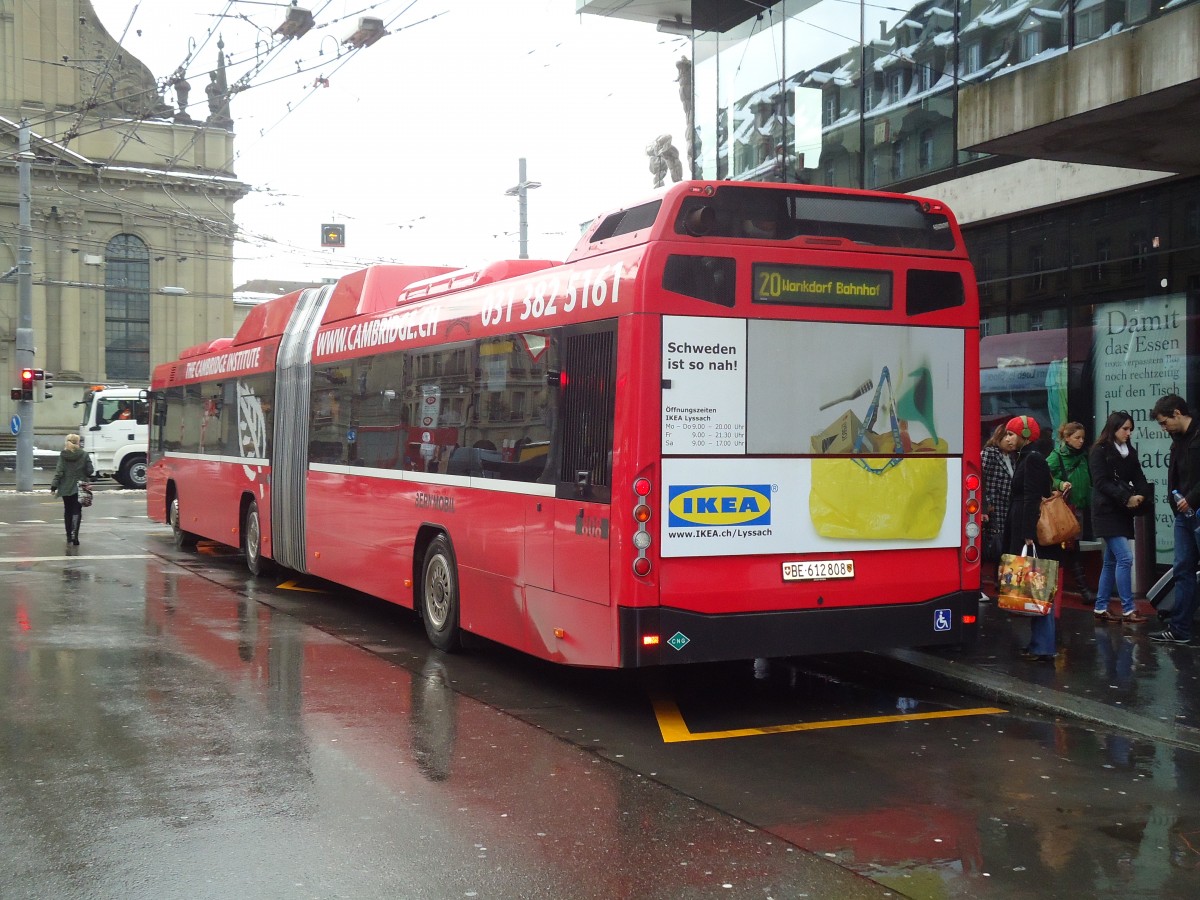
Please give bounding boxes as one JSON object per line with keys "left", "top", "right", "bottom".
{"left": 551, "top": 324, "right": 616, "bottom": 604}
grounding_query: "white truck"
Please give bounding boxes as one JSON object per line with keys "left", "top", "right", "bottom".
{"left": 76, "top": 385, "right": 150, "bottom": 489}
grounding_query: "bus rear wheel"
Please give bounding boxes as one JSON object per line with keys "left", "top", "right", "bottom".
{"left": 169, "top": 495, "right": 198, "bottom": 549}
{"left": 242, "top": 499, "right": 274, "bottom": 577}
{"left": 421, "top": 535, "right": 462, "bottom": 652}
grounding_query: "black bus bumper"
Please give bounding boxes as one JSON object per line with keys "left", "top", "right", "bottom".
{"left": 618, "top": 591, "right": 978, "bottom": 667}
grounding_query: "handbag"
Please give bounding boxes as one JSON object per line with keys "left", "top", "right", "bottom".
{"left": 997, "top": 546, "right": 1058, "bottom": 616}
{"left": 809, "top": 366, "right": 947, "bottom": 540}
{"left": 78, "top": 483, "right": 94, "bottom": 508}
{"left": 1036, "top": 490, "right": 1080, "bottom": 545}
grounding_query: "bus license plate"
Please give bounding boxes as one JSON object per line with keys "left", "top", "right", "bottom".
{"left": 782, "top": 559, "right": 855, "bottom": 582}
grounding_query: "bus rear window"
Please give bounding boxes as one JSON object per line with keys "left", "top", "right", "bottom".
{"left": 906, "top": 269, "right": 965, "bottom": 314}
{"left": 674, "top": 185, "right": 958, "bottom": 251}
{"left": 590, "top": 200, "right": 662, "bottom": 242}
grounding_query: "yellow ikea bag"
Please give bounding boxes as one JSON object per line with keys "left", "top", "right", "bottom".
{"left": 810, "top": 456, "right": 947, "bottom": 539}
{"left": 809, "top": 366, "right": 947, "bottom": 540}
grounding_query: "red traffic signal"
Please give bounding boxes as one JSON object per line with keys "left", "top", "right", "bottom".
{"left": 18, "top": 367, "right": 34, "bottom": 401}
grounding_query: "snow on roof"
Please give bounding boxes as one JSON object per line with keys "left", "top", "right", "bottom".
{"left": 103, "top": 164, "right": 242, "bottom": 185}
{"left": 0, "top": 115, "right": 96, "bottom": 167}
{"left": 961, "top": 0, "right": 1034, "bottom": 35}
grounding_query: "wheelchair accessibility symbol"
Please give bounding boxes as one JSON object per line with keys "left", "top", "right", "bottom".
{"left": 933, "top": 609, "right": 952, "bottom": 632}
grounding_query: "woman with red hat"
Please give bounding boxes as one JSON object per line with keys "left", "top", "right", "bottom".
{"left": 1005, "top": 415, "right": 1060, "bottom": 662}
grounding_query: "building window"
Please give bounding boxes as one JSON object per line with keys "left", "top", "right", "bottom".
{"left": 1075, "top": 0, "right": 1105, "bottom": 43}
{"left": 1092, "top": 237, "right": 1111, "bottom": 282}
{"left": 1126, "top": 0, "right": 1150, "bottom": 22}
{"left": 888, "top": 71, "right": 905, "bottom": 101}
{"left": 1020, "top": 29, "right": 1040, "bottom": 61}
{"left": 892, "top": 140, "right": 905, "bottom": 180}
{"left": 919, "top": 62, "right": 934, "bottom": 93}
{"left": 864, "top": 83, "right": 875, "bottom": 110}
{"left": 919, "top": 129, "right": 934, "bottom": 171}
{"left": 1028, "top": 245, "right": 1045, "bottom": 292}
{"left": 823, "top": 92, "right": 837, "bottom": 126}
{"left": 1129, "top": 230, "right": 1148, "bottom": 274}
{"left": 823, "top": 160, "right": 835, "bottom": 187}
{"left": 964, "top": 43, "right": 982, "bottom": 74}
{"left": 104, "top": 234, "right": 151, "bottom": 381}
{"left": 1186, "top": 200, "right": 1200, "bottom": 241}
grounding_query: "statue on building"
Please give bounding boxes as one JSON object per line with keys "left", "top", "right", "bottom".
{"left": 75, "top": 3, "right": 172, "bottom": 122}
{"left": 676, "top": 57, "right": 697, "bottom": 179}
{"left": 205, "top": 37, "right": 233, "bottom": 129}
{"left": 169, "top": 67, "right": 193, "bottom": 123}
{"left": 647, "top": 135, "right": 682, "bottom": 188}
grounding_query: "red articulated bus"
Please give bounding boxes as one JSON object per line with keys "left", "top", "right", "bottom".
{"left": 148, "top": 181, "right": 982, "bottom": 667}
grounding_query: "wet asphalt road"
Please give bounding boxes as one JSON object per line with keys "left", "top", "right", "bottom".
{"left": 0, "top": 490, "right": 885, "bottom": 900}
{"left": 4, "top": 490, "right": 1200, "bottom": 899}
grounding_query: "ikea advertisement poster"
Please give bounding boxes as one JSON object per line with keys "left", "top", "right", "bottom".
{"left": 660, "top": 317, "right": 964, "bottom": 557}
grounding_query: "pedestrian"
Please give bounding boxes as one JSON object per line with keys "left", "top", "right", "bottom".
{"left": 981, "top": 423, "right": 1018, "bottom": 565}
{"left": 1150, "top": 393, "right": 1200, "bottom": 644}
{"left": 1047, "top": 421, "right": 1095, "bottom": 604}
{"left": 1005, "top": 415, "right": 1059, "bottom": 661}
{"left": 49, "top": 433, "right": 94, "bottom": 546}
{"left": 1088, "top": 411, "right": 1151, "bottom": 625}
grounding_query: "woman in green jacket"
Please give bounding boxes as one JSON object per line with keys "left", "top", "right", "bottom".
{"left": 1047, "top": 421, "right": 1093, "bottom": 603}
{"left": 50, "top": 433, "right": 94, "bottom": 546}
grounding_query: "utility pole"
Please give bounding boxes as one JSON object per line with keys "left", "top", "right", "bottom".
{"left": 14, "top": 120, "right": 35, "bottom": 492}
{"left": 504, "top": 158, "right": 541, "bottom": 260}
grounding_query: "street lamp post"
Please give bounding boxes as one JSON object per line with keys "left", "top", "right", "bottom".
{"left": 504, "top": 158, "right": 541, "bottom": 260}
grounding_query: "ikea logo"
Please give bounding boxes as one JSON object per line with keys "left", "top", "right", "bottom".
{"left": 668, "top": 484, "right": 771, "bottom": 528}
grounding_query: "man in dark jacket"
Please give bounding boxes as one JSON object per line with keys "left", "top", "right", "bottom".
{"left": 1151, "top": 393, "right": 1200, "bottom": 644}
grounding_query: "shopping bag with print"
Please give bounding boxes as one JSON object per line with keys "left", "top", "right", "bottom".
{"left": 996, "top": 546, "right": 1057, "bottom": 616}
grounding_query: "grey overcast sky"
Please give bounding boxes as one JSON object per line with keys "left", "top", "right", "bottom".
{"left": 92, "top": 0, "right": 688, "bottom": 284}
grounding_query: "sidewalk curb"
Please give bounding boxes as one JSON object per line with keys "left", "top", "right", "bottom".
{"left": 876, "top": 647, "right": 1200, "bottom": 753}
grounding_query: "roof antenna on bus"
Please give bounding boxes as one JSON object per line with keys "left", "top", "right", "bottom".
{"left": 684, "top": 206, "right": 714, "bottom": 236}
{"left": 818, "top": 378, "right": 874, "bottom": 411}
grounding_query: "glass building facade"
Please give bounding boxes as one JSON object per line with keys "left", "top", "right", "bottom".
{"left": 686, "top": 0, "right": 1200, "bottom": 564}
{"left": 690, "top": 0, "right": 1193, "bottom": 190}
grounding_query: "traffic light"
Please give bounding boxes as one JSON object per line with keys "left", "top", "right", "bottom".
{"left": 321, "top": 223, "right": 346, "bottom": 248}
{"left": 19, "top": 367, "right": 34, "bottom": 401}
{"left": 34, "top": 370, "right": 53, "bottom": 402}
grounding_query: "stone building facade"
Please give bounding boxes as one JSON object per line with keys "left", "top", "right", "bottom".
{"left": 0, "top": 0, "right": 247, "bottom": 434}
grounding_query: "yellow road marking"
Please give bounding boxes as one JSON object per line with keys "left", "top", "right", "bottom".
{"left": 276, "top": 579, "right": 325, "bottom": 593}
{"left": 651, "top": 694, "right": 1005, "bottom": 743}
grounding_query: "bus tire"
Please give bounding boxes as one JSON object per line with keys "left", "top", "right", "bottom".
{"left": 242, "top": 499, "right": 274, "bottom": 577}
{"left": 169, "top": 495, "right": 198, "bottom": 549}
{"left": 118, "top": 454, "right": 148, "bottom": 489}
{"left": 421, "top": 535, "right": 462, "bottom": 652}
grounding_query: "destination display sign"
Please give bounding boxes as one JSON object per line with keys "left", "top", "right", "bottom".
{"left": 752, "top": 263, "right": 892, "bottom": 310}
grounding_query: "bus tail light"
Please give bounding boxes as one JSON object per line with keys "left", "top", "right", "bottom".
{"left": 963, "top": 472, "right": 982, "bottom": 563}
{"left": 632, "top": 476, "right": 653, "bottom": 577}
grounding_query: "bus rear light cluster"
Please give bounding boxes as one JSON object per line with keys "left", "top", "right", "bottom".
{"left": 632, "top": 477, "right": 653, "bottom": 576}
{"left": 963, "top": 472, "right": 982, "bottom": 563}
